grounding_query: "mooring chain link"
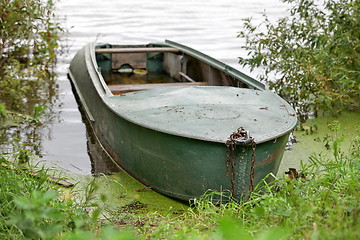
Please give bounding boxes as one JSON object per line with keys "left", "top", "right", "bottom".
{"left": 249, "top": 141, "right": 257, "bottom": 193}
{"left": 225, "top": 127, "right": 256, "bottom": 197}
{"left": 225, "top": 137, "right": 236, "bottom": 196}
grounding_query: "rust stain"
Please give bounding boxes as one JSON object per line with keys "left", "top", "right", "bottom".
{"left": 256, "top": 149, "right": 283, "bottom": 167}
{"left": 134, "top": 186, "right": 152, "bottom": 192}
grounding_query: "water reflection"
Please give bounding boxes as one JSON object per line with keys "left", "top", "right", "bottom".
{"left": 79, "top": 101, "right": 121, "bottom": 175}
{"left": 0, "top": 70, "right": 59, "bottom": 161}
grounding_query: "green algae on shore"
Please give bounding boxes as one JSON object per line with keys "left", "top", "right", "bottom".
{"left": 279, "top": 111, "right": 360, "bottom": 176}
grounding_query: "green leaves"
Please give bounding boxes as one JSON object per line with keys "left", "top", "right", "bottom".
{"left": 216, "top": 217, "right": 253, "bottom": 240}
{"left": 0, "top": 0, "right": 62, "bottom": 112}
{"left": 238, "top": 0, "right": 360, "bottom": 120}
{"left": 10, "top": 191, "right": 63, "bottom": 240}
{"left": 0, "top": 104, "right": 7, "bottom": 118}
{"left": 32, "top": 104, "right": 48, "bottom": 123}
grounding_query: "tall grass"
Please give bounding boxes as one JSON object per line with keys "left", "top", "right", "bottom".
{"left": 131, "top": 128, "right": 359, "bottom": 239}
{"left": 100, "top": 130, "right": 359, "bottom": 240}
{"left": 0, "top": 130, "right": 358, "bottom": 239}
{"left": 0, "top": 154, "right": 98, "bottom": 239}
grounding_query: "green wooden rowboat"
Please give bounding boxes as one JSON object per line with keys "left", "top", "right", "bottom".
{"left": 68, "top": 40, "right": 297, "bottom": 202}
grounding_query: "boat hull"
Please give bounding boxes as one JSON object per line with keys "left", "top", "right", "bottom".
{"left": 97, "top": 109, "right": 288, "bottom": 201}
{"left": 69, "top": 42, "right": 294, "bottom": 201}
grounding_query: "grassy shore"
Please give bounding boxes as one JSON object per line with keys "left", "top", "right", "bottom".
{"left": 1, "top": 115, "right": 359, "bottom": 240}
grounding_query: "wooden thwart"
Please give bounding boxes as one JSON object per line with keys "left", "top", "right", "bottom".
{"left": 179, "top": 72, "right": 196, "bottom": 82}
{"left": 95, "top": 47, "right": 179, "bottom": 54}
{"left": 109, "top": 81, "right": 207, "bottom": 95}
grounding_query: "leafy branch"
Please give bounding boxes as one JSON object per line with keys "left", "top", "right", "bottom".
{"left": 238, "top": 0, "right": 360, "bottom": 121}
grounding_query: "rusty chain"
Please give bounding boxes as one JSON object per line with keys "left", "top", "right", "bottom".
{"left": 225, "top": 137, "right": 236, "bottom": 196}
{"left": 249, "top": 140, "right": 256, "bottom": 193}
{"left": 225, "top": 127, "right": 256, "bottom": 197}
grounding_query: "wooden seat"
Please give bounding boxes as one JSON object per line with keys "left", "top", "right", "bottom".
{"left": 108, "top": 82, "right": 208, "bottom": 95}
{"left": 95, "top": 47, "right": 179, "bottom": 54}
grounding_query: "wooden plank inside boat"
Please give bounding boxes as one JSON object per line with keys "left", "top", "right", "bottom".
{"left": 95, "top": 47, "right": 179, "bottom": 54}
{"left": 112, "top": 53, "right": 147, "bottom": 69}
{"left": 109, "top": 82, "right": 208, "bottom": 95}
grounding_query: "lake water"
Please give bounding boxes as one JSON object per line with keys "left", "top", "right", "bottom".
{"left": 40, "top": 0, "right": 289, "bottom": 175}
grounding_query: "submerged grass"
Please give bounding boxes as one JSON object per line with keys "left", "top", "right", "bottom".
{"left": 0, "top": 124, "right": 359, "bottom": 239}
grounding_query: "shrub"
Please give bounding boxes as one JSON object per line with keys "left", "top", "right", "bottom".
{"left": 238, "top": 0, "right": 360, "bottom": 120}
{"left": 0, "top": 0, "right": 62, "bottom": 111}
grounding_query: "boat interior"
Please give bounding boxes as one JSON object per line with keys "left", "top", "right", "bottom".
{"left": 95, "top": 44, "right": 250, "bottom": 95}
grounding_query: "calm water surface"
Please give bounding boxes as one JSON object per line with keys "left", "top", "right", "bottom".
{"left": 42, "top": 0, "right": 288, "bottom": 175}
